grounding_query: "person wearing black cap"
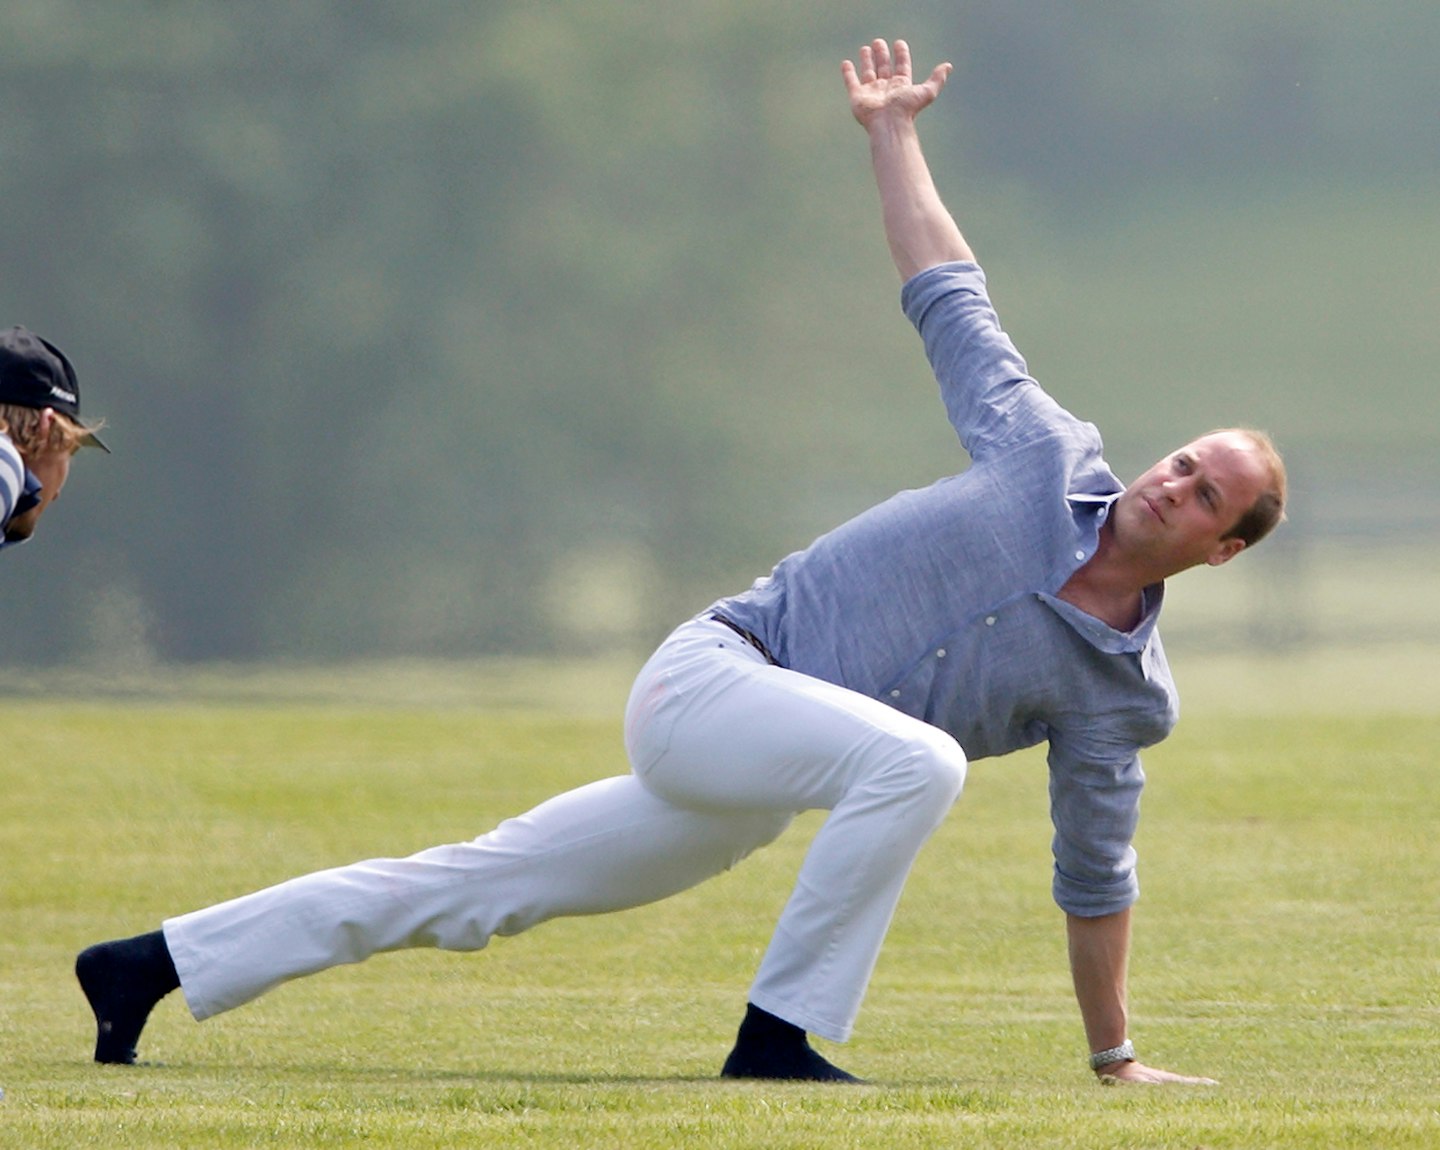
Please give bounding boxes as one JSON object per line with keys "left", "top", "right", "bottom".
{"left": 0, "top": 324, "right": 107, "bottom": 550}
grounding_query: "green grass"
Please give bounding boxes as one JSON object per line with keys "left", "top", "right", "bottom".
{"left": 2, "top": 652, "right": 1439, "bottom": 1147}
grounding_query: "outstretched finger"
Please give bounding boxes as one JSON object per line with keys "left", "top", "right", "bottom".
{"left": 892, "top": 38, "right": 913, "bottom": 81}
{"left": 857, "top": 43, "right": 877, "bottom": 84}
{"left": 870, "top": 38, "right": 892, "bottom": 81}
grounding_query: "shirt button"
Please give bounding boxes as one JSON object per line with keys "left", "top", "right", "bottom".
{"left": 1075, "top": 549, "right": 1085, "bottom": 560}
{"left": 889, "top": 689, "right": 901, "bottom": 698}
{"left": 985, "top": 616, "right": 996, "bottom": 626}
{"left": 936, "top": 648, "right": 947, "bottom": 658}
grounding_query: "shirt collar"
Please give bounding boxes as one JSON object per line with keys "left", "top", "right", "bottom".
{"left": 1037, "top": 582, "right": 1165, "bottom": 654}
{"left": 1068, "top": 491, "right": 1120, "bottom": 512}
{"left": 1047, "top": 488, "right": 1164, "bottom": 652}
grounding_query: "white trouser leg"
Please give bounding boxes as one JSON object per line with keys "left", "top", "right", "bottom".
{"left": 167, "top": 772, "right": 790, "bottom": 1020}
{"left": 167, "top": 617, "right": 964, "bottom": 1038}
{"left": 624, "top": 618, "right": 968, "bottom": 1042}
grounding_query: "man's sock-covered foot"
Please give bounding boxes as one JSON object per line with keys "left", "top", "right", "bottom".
{"left": 720, "top": 1002, "right": 864, "bottom": 1082}
{"left": 75, "top": 930, "right": 180, "bottom": 1064}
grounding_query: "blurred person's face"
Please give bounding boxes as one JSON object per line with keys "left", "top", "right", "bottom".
{"left": 4, "top": 438, "right": 76, "bottom": 542}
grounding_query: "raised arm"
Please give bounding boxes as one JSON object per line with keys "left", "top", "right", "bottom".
{"left": 842, "top": 39, "right": 974, "bottom": 280}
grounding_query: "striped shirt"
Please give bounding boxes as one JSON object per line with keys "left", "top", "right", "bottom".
{"left": 712, "top": 262, "right": 1178, "bottom": 917}
{"left": 1, "top": 431, "right": 39, "bottom": 551}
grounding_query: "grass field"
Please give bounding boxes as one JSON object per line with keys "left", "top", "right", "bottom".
{"left": 2, "top": 647, "right": 1438, "bottom": 1148}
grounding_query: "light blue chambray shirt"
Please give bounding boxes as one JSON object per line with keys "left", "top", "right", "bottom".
{"left": 712, "top": 261, "right": 1179, "bottom": 917}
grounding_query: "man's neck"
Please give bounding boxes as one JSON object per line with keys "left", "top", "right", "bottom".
{"left": 1057, "top": 572, "right": 1145, "bottom": 631}
{"left": 1057, "top": 524, "right": 1157, "bottom": 632}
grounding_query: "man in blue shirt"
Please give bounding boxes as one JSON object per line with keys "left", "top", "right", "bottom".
{"left": 0, "top": 326, "right": 106, "bottom": 552}
{"left": 77, "top": 39, "right": 1285, "bottom": 1085}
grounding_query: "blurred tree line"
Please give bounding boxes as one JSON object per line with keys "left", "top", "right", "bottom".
{"left": 1, "top": 2, "right": 1435, "bottom": 666}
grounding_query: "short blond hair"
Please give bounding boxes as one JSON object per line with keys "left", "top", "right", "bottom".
{"left": 0, "top": 403, "right": 103, "bottom": 457}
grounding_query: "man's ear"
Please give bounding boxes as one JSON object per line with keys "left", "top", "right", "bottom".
{"left": 1206, "top": 537, "right": 1247, "bottom": 567}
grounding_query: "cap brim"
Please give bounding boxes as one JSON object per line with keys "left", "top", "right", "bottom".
{"left": 81, "top": 429, "right": 111, "bottom": 453}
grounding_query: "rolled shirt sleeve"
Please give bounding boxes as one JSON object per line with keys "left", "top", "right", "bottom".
{"left": 1046, "top": 733, "right": 1146, "bottom": 916}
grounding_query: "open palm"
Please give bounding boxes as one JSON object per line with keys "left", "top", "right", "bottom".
{"left": 842, "top": 39, "right": 952, "bottom": 127}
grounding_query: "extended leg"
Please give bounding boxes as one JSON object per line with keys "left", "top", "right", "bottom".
{"left": 77, "top": 775, "right": 788, "bottom": 1061}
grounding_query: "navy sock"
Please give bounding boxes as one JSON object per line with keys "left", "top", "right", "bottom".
{"left": 720, "top": 1003, "right": 863, "bottom": 1082}
{"left": 75, "top": 930, "right": 179, "bottom": 1064}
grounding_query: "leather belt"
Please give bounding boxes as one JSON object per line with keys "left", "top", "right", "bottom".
{"left": 708, "top": 613, "right": 779, "bottom": 665}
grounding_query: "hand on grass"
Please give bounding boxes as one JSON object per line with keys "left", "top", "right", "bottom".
{"left": 1096, "top": 1060, "right": 1219, "bottom": 1086}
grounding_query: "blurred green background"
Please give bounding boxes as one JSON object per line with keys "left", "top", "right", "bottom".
{"left": 2, "top": 2, "right": 1435, "bottom": 668}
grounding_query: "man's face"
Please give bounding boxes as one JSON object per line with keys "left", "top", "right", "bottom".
{"left": 4, "top": 441, "right": 74, "bottom": 543}
{"left": 1112, "top": 431, "right": 1271, "bottom": 575}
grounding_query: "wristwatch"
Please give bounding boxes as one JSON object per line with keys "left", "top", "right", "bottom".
{"left": 1089, "top": 1039, "right": 1136, "bottom": 1070}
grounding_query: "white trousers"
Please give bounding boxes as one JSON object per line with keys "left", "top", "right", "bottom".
{"left": 165, "top": 617, "right": 967, "bottom": 1042}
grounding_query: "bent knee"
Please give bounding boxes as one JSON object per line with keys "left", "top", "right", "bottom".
{"left": 921, "top": 732, "right": 968, "bottom": 803}
{"left": 890, "top": 726, "right": 967, "bottom": 807}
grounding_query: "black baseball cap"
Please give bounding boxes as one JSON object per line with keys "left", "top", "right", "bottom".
{"left": 0, "top": 324, "right": 108, "bottom": 451}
